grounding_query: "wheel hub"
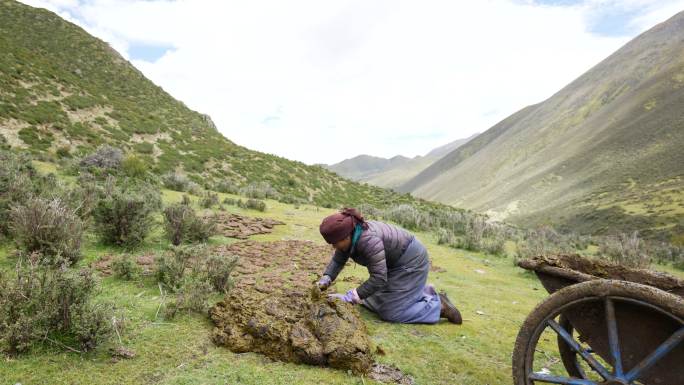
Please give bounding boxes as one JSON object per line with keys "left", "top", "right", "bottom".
{"left": 603, "top": 380, "right": 629, "bottom": 385}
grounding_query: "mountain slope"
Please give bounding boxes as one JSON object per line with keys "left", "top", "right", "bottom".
{"left": 327, "top": 134, "right": 477, "bottom": 188}
{"left": 399, "top": 11, "right": 684, "bottom": 240}
{"left": 0, "top": 0, "right": 430, "bottom": 209}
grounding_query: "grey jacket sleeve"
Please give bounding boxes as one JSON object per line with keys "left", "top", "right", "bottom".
{"left": 355, "top": 234, "right": 388, "bottom": 299}
{"left": 322, "top": 249, "right": 349, "bottom": 281}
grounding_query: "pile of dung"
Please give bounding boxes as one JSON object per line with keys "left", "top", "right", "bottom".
{"left": 210, "top": 285, "right": 374, "bottom": 374}
{"left": 214, "top": 213, "right": 285, "bottom": 239}
{"left": 519, "top": 254, "right": 684, "bottom": 295}
{"left": 210, "top": 240, "right": 373, "bottom": 373}
{"left": 212, "top": 240, "right": 332, "bottom": 293}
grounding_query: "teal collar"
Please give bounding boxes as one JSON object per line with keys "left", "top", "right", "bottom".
{"left": 349, "top": 224, "right": 363, "bottom": 254}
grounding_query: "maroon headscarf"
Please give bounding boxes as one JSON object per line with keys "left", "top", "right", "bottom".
{"left": 319, "top": 207, "right": 368, "bottom": 244}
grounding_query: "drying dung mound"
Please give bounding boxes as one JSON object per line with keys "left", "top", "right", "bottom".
{"left": 519, "top": 254, "right": 684, "bottom": 295}
{"left": 211, "top": 285, "right": 374, "bottom": 374}
{"left": 210, "top": 240, "right": 415, "bottom": 381}
{"left": 92, "top": 253, "right": 156, "bottom": 276}
{"left": 214, "top": 213, "right": 284, "bottom": 239}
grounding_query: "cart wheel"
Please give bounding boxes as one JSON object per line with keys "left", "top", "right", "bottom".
{"left": 557, "top": 314, "right": 588, "bottom": 379}
{"left": 513, "top": 279, "right": 684, "bottom": 385}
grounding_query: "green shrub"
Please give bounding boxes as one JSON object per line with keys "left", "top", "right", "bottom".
{"left": 133, "top": 142, "right": 154, "bottom": 154}
{"left": 200, "top": 191, "right": 219, "bottom": 208}
{"left": 239, "top": 181, "right": 279, "bottom": 199}
{"left": 120, "top": 155, "right": 149, "bottom": 179}
{"left": 155, "top": 245, "right": 197, "bottom": 291}
{"left": 19, "top": 101, "right": 67, "bottom": 125}
{"left": 62, "top": 94, "right": 98, "bottom": 111}
{"left": 436, "top": 228, "right": 455, "bottom": 245}
{"left": 0, "top": 258, "right": 113, "bottom": 355}
{"left": 10, "top": 197, "right": 83, "bottom": 265}
{"left": 93, "top": 182, "right": 161, "bottom": 247}
{"left": 515, "top": 226, "right": 575, "bottom": 259}
{"left": 203, "top": 254, "right": 238, "bottom": 293}
{"left": 598, "top": 231, "right": 651, "bottom": 268}
{"left": 56, "top": 145, "right": 71, "bottom": 158}
{"left": 162, "top": 172, "right": 189, "bottom": 192}
{"left": 80, "top": 145, "right": 123, "bottom": 169}
{"left": 238, "top": 198, "right": 266, "bottom": 212}
{"left": 111, "top": 254, "right": 142, "bottom": 280}
{"left": 0, "top": 151, "right": 37, "bottom": 236}
{"left": 70, "top": 301, "right": 114, "bottom": 352}
{"left": 222, "top": 197, "right": 237, "bottom": 206}
{"left": 18, "top": 126, "right": 53, "bottom": 151}
{"left": 163, "top": 276, "right": 212, "bottom": 319}
{"left": 214, "top": 180, "right": 239, "bottom": 194}
{"left": 181, "top": 194, "right": 192, "bottom": 206}
{"left": 163, "top": 204, "right": 216, "bottom": 246}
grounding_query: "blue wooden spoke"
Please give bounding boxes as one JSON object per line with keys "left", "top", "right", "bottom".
{"left": 605, "top": 297, "right": 623, "bottom": 377}
{"left": 625, "top": 325, "right": 684, "bottom": 383}
{"left": 547, "top": 319, "right": 614, "bottom": 381}
{"left": 528, "top": 372, "right": 598, "bottom": 384}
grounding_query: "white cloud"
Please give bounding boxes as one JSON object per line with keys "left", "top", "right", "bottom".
{"left": 17, "top": 0, "right": 684, "bottom": 164}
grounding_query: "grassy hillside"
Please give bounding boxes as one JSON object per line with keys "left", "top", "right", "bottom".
{"left": 0, "top": 0, "right": 437, "bottom": 210}
{"left": 399, "top": 11, "right": 684, "bottom": 242}
{"left": 326, "top": 135, "right": 477, "bottom": 189}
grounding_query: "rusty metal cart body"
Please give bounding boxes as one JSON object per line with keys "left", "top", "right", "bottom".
{"left": 512, "top": 255, "right": 684, "bottom": 385}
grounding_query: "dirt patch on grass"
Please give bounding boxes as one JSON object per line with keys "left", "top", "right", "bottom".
{"left": 91, "top": 253, "right": 156, "bottom": 276}
{"left": 214, "top": 213, "right": 285, "bottom": 239}
{"left": 430, "top": 263, "right": 447, "bottom": 273}
{"left": 369, "top": 363, "right": 416, "bottom": 385}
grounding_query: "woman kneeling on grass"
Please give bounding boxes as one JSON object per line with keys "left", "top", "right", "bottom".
{"left": 317, "top": 208, "right": 462, "bottom": 324}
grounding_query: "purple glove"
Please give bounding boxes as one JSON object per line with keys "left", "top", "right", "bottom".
{"left": 317, "top": 275, "right": 332, "bottom": 290}
{"left": 328, "top": 288, "right": 361, "bottom": 304}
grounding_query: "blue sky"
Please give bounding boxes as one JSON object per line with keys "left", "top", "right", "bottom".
{"left": 128, "top": 43, "right": 174, "bottom": 62}
{"left": 20, "top": 0, "right": 684, "bottom": 164}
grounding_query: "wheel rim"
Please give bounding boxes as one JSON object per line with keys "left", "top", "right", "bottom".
{"left": 523, "top": 295, "right": 684, "bottom": 385}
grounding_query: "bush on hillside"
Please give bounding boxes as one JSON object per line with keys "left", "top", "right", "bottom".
{"left": 163, "top": 276, "right": 213, "bottom": 319}
{"left": 598, "top": 231, "right": 651, "bottom": 268}
{"left": 120, "top": 155, "right": 149, "bottom": 179}
{"left": 80, "top": 145, "right": 123, "bottom": 169}
{"left": 0, "top": 151, "right": 38, "bottom": 236}
{"left": 203, "top": 254, "right": 239, "bottom": 293}
{"left": 92, "top": 182, "right": 161, "bottom": 247}
{"left": 155, "top": 246, "right": 238, "bottom": 318}
{"left": 162, "top": 172, "right": 189, "bottom": 192}
{"left": 213, "top": 180, "right": 239, "bottom": 194}
{"left": 200, "top": 191, "right": 219, "bottom": 208}
{"left": 238, "top": 198, "right": 266, "bottom": 212}
{"left": 111, "top": 254, "right": 142, "bottom": 280}
{"left": 163, "top": 204, "right": 216, "bottom": 246}
{"left": 515, "top": 226, "right": 575, "bottom": 259}
{"left": 222, "top": 197, "right": 237, "bottom": 206}
{"left": 10, "top": 197, "right": 83, "bottom": 265}
{"left": 0, "top": 256, "right": 113, "bottom": 355}
{"left": 239, "top": 181, "right": 279, "bottom": 200}
{"left": 155, "top": 245, "right": 197, "bottom": 291}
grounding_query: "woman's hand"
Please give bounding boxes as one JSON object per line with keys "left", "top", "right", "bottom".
{"left": 328, "top": 288, "right": 361, "bottom": 304}
{"left": 317, "top": 275, "right": 332, "bottom": 290}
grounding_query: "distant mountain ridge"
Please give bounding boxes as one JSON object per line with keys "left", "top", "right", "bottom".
{"left": 326, "top": 134, "right": 478, "bottom": 188}
{"left": 398, "top": 11, "right": 684, "bottom": 241}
